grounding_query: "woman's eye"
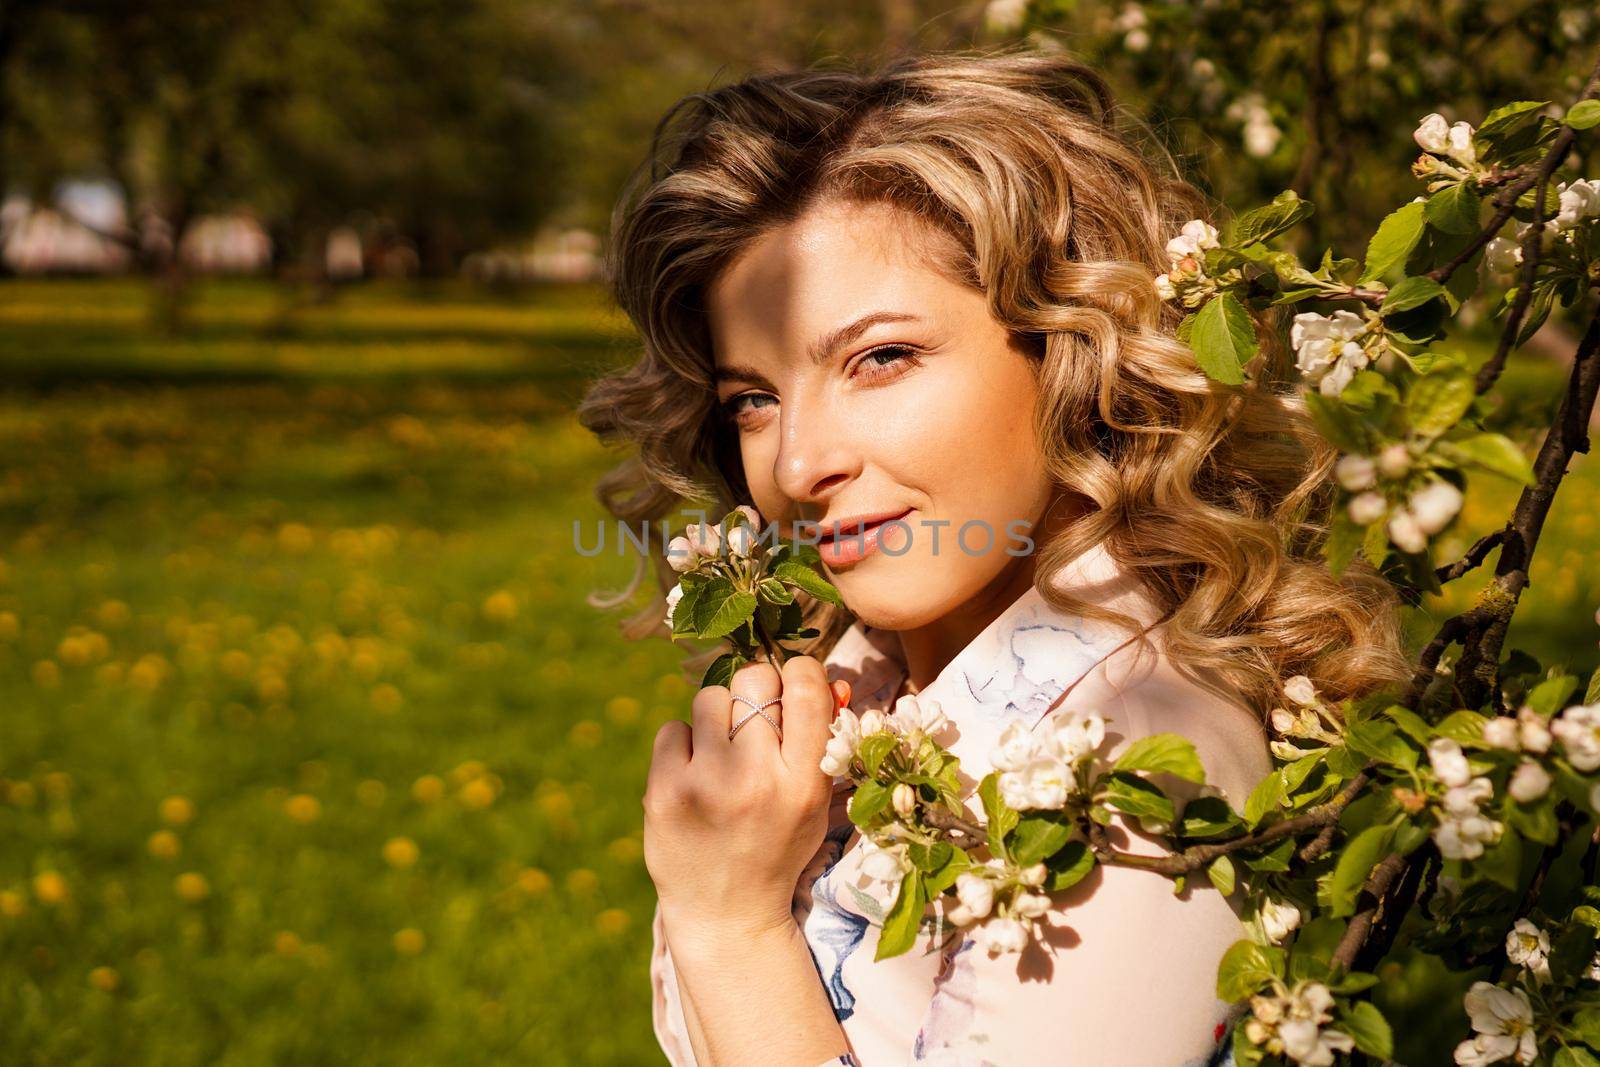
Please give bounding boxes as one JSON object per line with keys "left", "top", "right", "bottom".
{"left": 718, "top": 345, "right": 921, "bottom": 425}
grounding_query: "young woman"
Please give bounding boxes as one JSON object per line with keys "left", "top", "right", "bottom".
{"left": 579, "top": 47, "right": 1411, "bottom": 1066}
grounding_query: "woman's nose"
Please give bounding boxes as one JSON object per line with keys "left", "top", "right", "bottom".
{"left": 772, "top": 397, "right": 860, "bottom": 504}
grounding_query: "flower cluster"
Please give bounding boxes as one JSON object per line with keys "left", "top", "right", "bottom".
{"left": 819, "top": 692, "right": 949, "bottom": 779}
{"left": 989, "top": 711, "right": 1107, "bottom": 813}
{"left": 1152, "top": 219, "right": 1220, "bottom": 306}
{"left": 1267, "top": 675, "right": 1344, "bottom": 760}
{"left": 1252, "top": 895, "right": 1304, "bottom": 947}
{"left": 1412, "top": 113, "right": 1482, "bottom": 190}
{"left": 1427, "top": 738, "right": 1506, "bottom": 861}
{"left": 1482, "top": 177, "right": 1600, "bottom": 276}
{"left": 941, "top": 856, "right": 1053, "bottom": 957}
{"left": 1290, "top": 309, "right": 1374, "bottom": 396}
{"left": 1336, "top": 441, "right": 1465, "bottom": 552}
{"left": 1452, "top": 981, "right": 1538, "bottom": 1066}
{"left": 663, "top": 506, "right": 763, "bottom": 628}
{"left": 1243, "top": 980, "right": 1356, "bottom": 1066}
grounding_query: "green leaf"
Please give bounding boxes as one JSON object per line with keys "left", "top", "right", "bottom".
{"left": 1206, "top": 855, "right": 1236, "bottom": 896}
{"left": 849, "top": 781, "right": 892, "bottom": 825}
{"left": 1323, "top": 513, "right": 1362, "bottom": 577}
{"left": 978, "top": 773, "right": 1018, "bottom": 860}
{"left": 1010, "top": 811, "right": 1074, "bottom": 866}
{"left": 1438, "top": 433, "right": 1535, "bottom": 485}
{"left": 1101, "top": 771, "right": 1176, "bottom": 824}
{"left": 773, "top": 559, "right": 843, "bottom": 606}
{"left": 924, "top": 846, "right": 971, "bottom": 895}
{"left": 1380, "top": 276, "right": 1447, "bottom": 316}
{"left": 1587, "top": 667, "right": 1600, "bottom": 707}
{"left": 700, "top": 652, "right": 746, "bottom": 689}
{"left": 1479, "top": 100, "right": 1550, "bottom": 141}
{"left": 1114, "top": 733, "right": 1207, "bottom": 784}
{"left": 1344, "top": 720, "right": 1417, "bottom": 771}
{"left": 907, "top": 840, "right": 953, "bottom": 873}
{"left": 857, "top": 733, "right": 898, "bottom": 777}
{"left": 1405, "top": 367, "right": 1476, "bottom": 437}
{"left": 671, "top": 579, "right": 707, "bottom": 638}
{"left": 1570, "top": 1006, "right": 1600, "bottom": 1048}
{"left": 1228, "top": 189, "right": 1317, "bottom": 246}
{"left": 756, "top": 577, "right": 795, "bottom": 605}
{"left": 1044, "top": 841, "right": 1095, "bottom": 892}
{"left": 1216, "top": 939, "right": 1283, "bottom": 1001}
{"left": 1330, "top": 821, "right": 1397, "bottom": 917}
{"left": 1423, "top": 183, "right": 1482, "bottom": 236}
{"left": 692, "top": 578, "right": 758, "bottom": 640}
{"left": 1435, "top": 709, "right": 1492, "bottom": 745}
{"left": 1528, "top": 674, "right": 1580, "bottom": 717}
{"left": 875, "top": 869, "right": 926, "bottom": 960}
{"left": 1567, "top": 99, "right": 1600, "bottom": 130}
{"left": 1383, "top": 705, "right": 1434, "bottom": 746}
{"left": 1189, "top": 291, "right": 1256, "bottom": 385}
{"left": 1301, "top": 390, "right": 1369, "bottom": 453}
{"left": 1554, "top": 1048, "right": 1600, "bottom": 1067}
{"left": 1180, "top": 795, "right": 1245, "bottom": 838}
{"left": 1361, "top": 201, "right": 1427, "bottom": 283}
{"left": 1341, "top": 1001, "right": 1394, "bottom": 1059}
{"left": 1243, "top": 770, "right": 1286, "bottom": 827}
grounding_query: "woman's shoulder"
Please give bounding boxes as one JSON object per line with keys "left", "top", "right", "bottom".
{"left": 1058, "top": 624, "right": 1273, "bottom": 813}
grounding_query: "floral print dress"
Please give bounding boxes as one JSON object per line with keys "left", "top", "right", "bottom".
{"left": 649, "top": 543, "right": 1251, "bottom": 1066}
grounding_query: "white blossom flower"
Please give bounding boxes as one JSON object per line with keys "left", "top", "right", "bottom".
{"left": 1508, "top": 760, "right": 1551, "bottom": 804}
{"left": 1283, "top": 676, "right": 1320, "bottom": 708}
{"left": 1244, "top": 118, "right": 1282, "bottom": 159}
{"left": 820, "top": 707, "right": 862, "bottom": 777}
{"left": 1018, "top": 863, "right": 1048, "bottom": 887}
{"left": 1290, "top": 310, "right": 1370, "bottom": 396}
{"left": 733, "top": 504, "right": 762, "bottom": 527}
{"left": 1249, "top": 981, "right": 1355, "bottom": 1067}
{"left": 1409, "top": 480, "right": 1465, "bottom": 535}
{"left": 1552, "top": 704, "right": 1600, "bottom": 771}
{"left": 1482, "top": 717, "right": 1521, "bottom": 751}
{"left": 1434, "top": 809, "right": 1504, "bottom": 861}
{"left": 1414, "top": 113, "right": 1478, "bottom": 165}
{"left": 857, "top": 835, "right": 912, "bottom": 906}
{"left": 1429, "top": 738, "right": 1474, "bottom": 788}
{"left": 1260, "top": 897, "right": 1303, "bottom": 945}
{"left": 889, "top": 693, "right": 948, "bottom": 742}
{"left": 1003, "top": 755, "right": 1072, "bottom": 810}
{"left": 664, "top": 585, "right": 685, "bottom": 628}
{"left": 1377, "top": 443, "right": 1413, "bottom": 480}
{"left": 725, "top": 525, "right": 755, "bottom": 557}
{"left": 1013, "top": 891, "right": 1051, "bottom": 918}
{"left": 1554, "top": 178, "right": 1600, "bottom": 232}
{"left": 892, "top": 782, "right": 918, "bottom": 817}
{"left": 1349, "top": 491, "right": 1388, "bottom": 526}
{"left": 1442, "top": 776, "right": 1495, "bottom": 817}
{"left": 1388, "top": 507, "right": 1428, "bottom": 553}
{"left": 1153, "top": 272, "right": 1178, "bottom": 301}
{"left": 685, "top": 520, "right": 722, "bottom": 558}
{"left": 945, "top": 871, "right": 995, "bottom": 926}
{"left": 1270, "top": 707, "right": 1298, "bottom": 735}
{"left": 1335, "top": 454, "right": 1378, "bottom": 492}
{"left": 858, "top": 708, "right": 888, "bottom": 737}
{"left": 1505, "top": 918, "right": 1552, "bottom": 983}
{"left": 667, "top": 535, "right": 698, "bottom": 573}
{"left": 1166, "top": 219, "right": 1220, "bottom": 261}
{"left": 1516, "top": 707, "right": 1552, "bottom": 754}
{"left": 983, "top": 0, "right": 1028, "bottom": 33}
{"left": 1485, "top": 236, "right": 1523, "bottom": 275}
{"left": 1279, "top": 1017, "right": 1355, "bottom": 1066}
{"left": 1453, "top": 981, "right": 1537, "bottom": 1066}
{"left": 1045, "top": 711, "right": 1106, "bottom": 763}
{"left": 990, "top": 720, "right": 1035, "bottom": 772}
{"left": 978, "top": 916, "right": 1030, "bottom": 956}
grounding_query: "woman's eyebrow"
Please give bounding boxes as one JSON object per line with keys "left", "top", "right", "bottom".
{"left": 712, "top": 310, "right": 924, "bottom": 385}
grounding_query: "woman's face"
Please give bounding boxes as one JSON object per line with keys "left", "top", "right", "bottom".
{"left": 705, "top": 197, "right": 1059, "bottom": 630}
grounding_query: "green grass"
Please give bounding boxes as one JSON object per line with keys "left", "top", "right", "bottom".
{"left": 0, "top": 278, "right": 1594, "bottom": 1065}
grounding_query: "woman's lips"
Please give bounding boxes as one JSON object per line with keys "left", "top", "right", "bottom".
{"left": 817, "top": 509, "right": 913, "bottom": 568}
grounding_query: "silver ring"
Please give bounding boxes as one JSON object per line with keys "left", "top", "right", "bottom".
{"left": 729, "top": 694, "right": 782, "bottom": 741}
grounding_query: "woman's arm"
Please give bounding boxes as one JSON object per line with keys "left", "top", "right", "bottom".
{"left": 664, "top": 912, "right": 852, "bottom": 1066}
{"left": 643, "top": 654, "right": 857, "bottom": 1067}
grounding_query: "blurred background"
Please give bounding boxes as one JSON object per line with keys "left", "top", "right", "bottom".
{"left": 0, "top": 1, "right": 1597, "bottom": 1063}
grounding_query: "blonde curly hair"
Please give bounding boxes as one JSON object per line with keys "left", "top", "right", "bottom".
{"left": 577, "top": 44, "right": 1411, "bottom": 718}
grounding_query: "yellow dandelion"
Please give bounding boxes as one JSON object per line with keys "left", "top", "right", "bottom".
{"left": 411, "top": 775, "right": 445, "bottom": 804}
{"left": 606, "top": 837, "right": 642, "bottom": 864}
{"left": 0, "top": 889, "right": 26, "bottom": 916}
{"left": 277, "top": 523, "right": 314, "bottom": 553}
{"left": 88, "top": 966, "right": 120, "bottom": 992}
{"left": 568, "top": 720, "right": 602, "bottom": 747}
{"left": 218, "top": 649, "right": 252, "bottom": 679}
{"left": 174, "top": 872, "right": 210, "bottom": 902}
{"left": 33, "top": 871, "right": 69, "bottom": 905}
{"left": 0, "top": 611, "right": 17, "bottom": 640}
{"left": 450, "top": 760, "right": 487, "bottom": 785}
{"left": 146, "top": 830, "right": 181, "bottom": 859}
{"left": 7, "top": 781, "right": 36, "bottom": 807}
{"left": 383, "top": 837, "right": 420, "bottom": 870}
{"left": 515, "top": 868, "right": 552, "bottom": 895}
{"left": 57, "top": 635, "right": 93, "bottom": 667}
{"left": 159, "top": 795, "right": 195, "bottom": 826}
{"left": 482, "top": 590, "right": 518, "bottom": 624}
{"left": 283, "top": 794, "right": 321, "bottom": 823}
{"left": 604, "top": 696, "right": 641, "bottom": 726}
{"left": 349, "top": 650, "right": 381, "bottom": 682}
{"left": 595, "top": 908, "right": 630, "bottom": 936}
{"left": 128, "top": 654, "right": 168, "bottom": 692}
{"left": 32, "top": 660, "right": 61, "bottom": 689}
{"left": 393, "top": 927, "right": 426, "bottom": 955}
{"left": 536, "top": 789, "right": 572, "bottom": 820}
{"left": 370, "top": 683, "right": 403, "bottom": 715}
{"left": 458, "top": 777, "right": 496, "bottom": 810}
{"left": 96, "top": 600, "right": 131, "bottom": 628}
{"left": 40, "top": 772, "right": 71, "bottom": 801}
{"left": 255, "top": 672, "right": 288, "bottom": 703}
{"left": 273, "top": 931, "right": 302, "bottom": 957}
{"left": 565, "top": 868, "right": 599, "bottom": 895}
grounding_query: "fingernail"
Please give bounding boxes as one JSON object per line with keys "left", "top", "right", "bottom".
{"left": 835, "top": 682, "right": 852, "bottom": 710}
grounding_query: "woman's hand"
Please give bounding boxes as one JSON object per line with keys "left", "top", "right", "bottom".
{"left": 643, "top": 653, "right": 850, "bottom": 942}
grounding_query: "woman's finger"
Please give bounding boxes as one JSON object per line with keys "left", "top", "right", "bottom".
{"left": 645, "top": 719, "right": 692, "bottom": 799}
{"left": 777, "top": 654, "right": 833, "bottom": 772}
{"left": 726, "top": 660, "right": 783, "bottom": 754}
{"left": 689, "top": 684, "right": 732, "bottom": 764}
